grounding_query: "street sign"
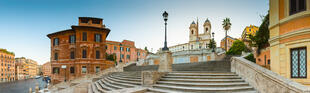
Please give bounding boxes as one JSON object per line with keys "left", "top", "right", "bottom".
{"left": 61, "top": 65, "right": 67, "bottom": 69}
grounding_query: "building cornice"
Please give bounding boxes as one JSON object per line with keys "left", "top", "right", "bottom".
{"left": 269, "top": 28, "right": 310, "bottom": 46}
{"left": 269, "top": 11, "right": 310, "bottom": 30}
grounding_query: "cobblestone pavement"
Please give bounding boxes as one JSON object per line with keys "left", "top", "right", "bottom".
{"left": 0, "top": 77, "right": 47, "bottom": 93}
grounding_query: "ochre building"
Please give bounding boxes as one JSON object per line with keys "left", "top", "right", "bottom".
{"left": 270, "top": 0, "right": 310, "bottom": 86}
{"left": 47, "top": 17, "right": 114, "bottom": 84}
{"left": 106, "top": 40, "right": 147, "bottom": 64}
{"left": 0, "top": 49, "right": 15, "bottom": 82}
{"left": 220, "top": 36, "right": 237, "bottom": 51}
{"left": 241, "top": 25, "right": 259, "bottom": 48}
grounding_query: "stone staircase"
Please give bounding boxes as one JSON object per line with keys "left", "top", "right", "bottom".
{"left": 88, "top": 61, "right": 257, "bottom": 93}
{"left": 88, "top": 71, "right": 142, "bottom": 93}
{"left": 148, "top": 71, "right": 257, "bottom": 93}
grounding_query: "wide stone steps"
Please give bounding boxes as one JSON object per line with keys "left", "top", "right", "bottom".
{"left": 150, "top": 71, "right": 257, "bottom": 93}
{"left": 163, "top": 75, "right": 241, "bottom": 79}
{"left": 156, "top": 81, "right": 250, "bottom": 87}
{"left": 88, "top": 72, "right": 141, "bottom": 93}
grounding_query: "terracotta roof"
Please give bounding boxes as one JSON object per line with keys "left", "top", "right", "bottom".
{"left": 79, "top": 17, "right": 103, "bottom": 20}
{"left": 47, "top": 25, "right": 110, "bottom": 38}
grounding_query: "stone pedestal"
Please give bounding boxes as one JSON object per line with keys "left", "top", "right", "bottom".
{"left": 142, "top": 71, "right": 167, "bottom": 87}
{"left": 158, "top": 50, "right": 172, "bottom": 72}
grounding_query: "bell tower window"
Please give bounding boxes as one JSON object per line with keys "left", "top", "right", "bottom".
{"left": 191, "top": 30, "right": 194, "bottom": 34}
{"left": 206, "top": 28, "right": 208, "bottom": 32}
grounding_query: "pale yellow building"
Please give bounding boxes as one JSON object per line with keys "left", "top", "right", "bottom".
{"left": 15, "top": 57, "right": 38, "bottom": 79}
{"left": 269, "top": 0, "right": 310, "bottom": 86}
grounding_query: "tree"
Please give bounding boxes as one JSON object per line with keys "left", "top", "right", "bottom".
{"left": 106, "top": 53, "right": 116, "bottom": 61}
{"left": 226, "top": 40, "right": 249, "bottom": 55}
{"left": 222, "top": 18, "right": 231, "bottom": 52}
{"left": 208, "top": 39, "right": 216, "bottom": 51}
{"left": 249, "top": 12, "right": 269, "bottom": 54}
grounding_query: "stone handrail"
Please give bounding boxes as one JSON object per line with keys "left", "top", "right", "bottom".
{"left": 231, "top": 57, "right": 310, "bottom": 93}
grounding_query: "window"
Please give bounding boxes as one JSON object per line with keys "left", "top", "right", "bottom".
{"left": 69, "top": 35, "right": 76, "bottom": 44}
{"left": 82, "top": 49, "right": 87, "bottom": 58}
{"left": 53, "top": 38, "right": 59, "bottom": 46}
{"left": 114, "top": 46, "right": 117, "bottom": 50}
{"left": 191, "top": 30, "right": 194, "bottom": 34}
{"left": 264, "top": 55, "right": 267, "bottom": 66}
{"left": 291, "top": 47, "right": 307, "bottom": 78}
{"left": 54, "top": 53, "right": 58, "bottom": 60}
{"left": 96, "top": 50, "right": 100, "bottom": 59}
{"left": 70, "top": 67, "right": 75, "bottom": 74}
{"left": 92, "top": 19, "right": 100, "bottom": 24}
{"left": 81, "top": 19, "right": 89, "bottom": 23}
{"left": 82, "top": 32, "right": 87, "bottom": 41}
{"left": 120, "top": 47, "right": 123, "bottom": 51}
{"left": 290, "top": 0, "right": 306, "bottom": 15}
{"left": 70, "top": 51, "right": 75, "bottom": 59}
{"left": 126, "top": 48, "right": 130, "bottom": 52}
{"left": 127, "top": 55, "right": 130, "bottom": 59}
{"left": 82, "top": 66, "right": 87, "bottom": 74}
{"left": 137, "top": 52, "right": 140, "bottom": 56}
{"left": 95, "top": 66, "right": 100, "bottom": 73}
{"left": 94, "top": 34, "right": 102, "bottom": 42}
{"left": 53, "top": 67, "right": 59, "bottom": 74}
{"left": 121, "top": 54, "right": 124, "bottom": 59}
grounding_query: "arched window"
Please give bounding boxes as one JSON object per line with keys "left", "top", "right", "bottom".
{"left": 191, "top": 30, "right": 194, "bottom": 34}
{"left": 206, "top": 28, "right": 208, "bottom": 32}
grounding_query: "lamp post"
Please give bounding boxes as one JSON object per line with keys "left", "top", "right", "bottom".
{"left": 162, "top": 11, "right": 169, "bottom": 51}
{"left": 119, "top": 44, "right": 122, "bottom": 63}
{"left": 212, "top": 32, "right": 215, "bottom": 52}
{"left": 136, "top": 52, "right": 139, "bottom": 61}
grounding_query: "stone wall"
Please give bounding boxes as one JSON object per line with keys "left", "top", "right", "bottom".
{"left": 231, "top": 57, "right": 310, "bottom": 93}
{"left": 124, "top": 60, "right": 230, "bottom": 72}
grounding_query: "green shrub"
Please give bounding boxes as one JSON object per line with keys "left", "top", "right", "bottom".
{"left": 226, "top": 40, "right": 249, "bottom": 55}
{"left": 244, "top": 53, "right": 256, "bottom": 63}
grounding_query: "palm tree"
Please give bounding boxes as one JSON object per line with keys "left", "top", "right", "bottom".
{"left": 222, "top": 18, "right": 231, "bottom": 52}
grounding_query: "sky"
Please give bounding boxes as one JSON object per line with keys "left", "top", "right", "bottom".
{"left": 0, "top": 0, "right": 269, "bottom": 65}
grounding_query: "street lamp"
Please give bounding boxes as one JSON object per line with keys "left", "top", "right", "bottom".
{"left": 212, "top": 32, "right": 215, "bottom": 52}
{"left": 162, "top": 11, "right": 169, "bottom": 51}
{"left": 119, "top": 44, "right": 122, "bottom": 63}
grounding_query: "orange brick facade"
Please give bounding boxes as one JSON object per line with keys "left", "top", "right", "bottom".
{"left": 106, "top": 40, "right": 147, "bottom": 64}
{"left": 47, "top": 17, "right": 114, "bottom": 84}
{"left": 0, "top": 49, "right": 15, "bottom": 82}
{"left": 255, "top": 49, "right": 270, "bottom": 69}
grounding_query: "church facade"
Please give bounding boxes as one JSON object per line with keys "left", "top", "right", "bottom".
{"left": 143, "top": 19, "right": 224, "bottom": 65}
{"left": 169, "top": 19, "right": 212, "bottom": 52}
